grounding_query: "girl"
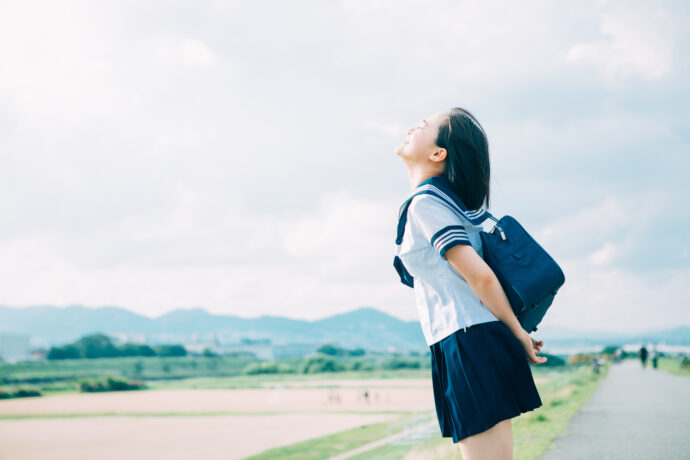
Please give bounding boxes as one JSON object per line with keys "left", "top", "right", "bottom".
{"left": 394, "top": 107, "right": 547, "bottom": 459}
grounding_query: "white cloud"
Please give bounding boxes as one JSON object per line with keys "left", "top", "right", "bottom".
{"left": 362, "top": 120, "right": 405, "bottom": 139}
{"left": 154, "top": 36, "right": 220, "bottom": 69}
{"left": 588, "top": 242, "right": 619, "bottom": 266}
{"left": 566, "top": 1, "right": 675, "bottom": 81}
{"left": 280, "top": 190, "right": 395, "bottom": 278}
{"left": 543, "top": 260, "right": 690, "bottom": 334}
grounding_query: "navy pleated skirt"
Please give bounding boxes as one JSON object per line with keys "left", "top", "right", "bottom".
{"left": 429, "top": 320, "right": 543, "bottom": 443}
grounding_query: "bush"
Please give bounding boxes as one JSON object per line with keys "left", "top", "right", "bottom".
{"left": 13, "top": 386, "right": 42, "bottom": 397}
{"left": 301, "top": 355, "right": 346, "bottom": 374}
{"left": 349, "top": 360, "right": 375, "bottom": 371}
{"left": 381, "top": 357, "right": 421, "bottom": 370}
{"left": 153, "top": 344, "right": 187, "bottom": 357}
{"left": 317, "top": 344, "right": 366, "bottom": 357}
{"left": 243, "top": 361, "right": 296, "bottom": 375}
{"left": 78, "top": 375, "right": 146, "bottom": 393}
{"left": 0, "top": 386, "right": 42, "bottom": 399}
{"left": 119, "top": 343, "right": 156, "bottom": 357}
{"left": 277, "top": 363, "right": 296, "bottom": 373}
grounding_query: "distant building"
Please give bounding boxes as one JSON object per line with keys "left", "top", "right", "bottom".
{"left": 109, "top": 332, "right": 147, "bottom": 345}
{"left": 185, "top": 337, "right": 275, "bottom": 360}
{"left": 0, "top": 333, "right": 32, "bottom": 363}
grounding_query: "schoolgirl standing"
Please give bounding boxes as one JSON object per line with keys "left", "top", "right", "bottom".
{"left": 393, "top": 107, "right": 547, "bottom": 460}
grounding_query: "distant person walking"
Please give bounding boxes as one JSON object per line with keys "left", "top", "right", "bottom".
{"left": 639, "top": 343, "right": 648, "bottom": 368}
{"left": 393, "top": 107, "right": 547, "bottom": 460}
{"left": 651, "top": 344, "right": 659, "bottom": 369}
{"left": 614, "top": 347, "right": 623, "bottom": 364}
{"left": 592, "top": 356, "right": 602, "bottom": 374}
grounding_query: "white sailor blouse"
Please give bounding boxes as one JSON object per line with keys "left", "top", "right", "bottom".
{"left": 393, "top": 175, "right": 499, "bottom": 346}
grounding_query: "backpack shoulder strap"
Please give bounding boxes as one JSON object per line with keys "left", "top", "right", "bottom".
{"left": 396, "top": 190, "right": 494, "bottom": 245}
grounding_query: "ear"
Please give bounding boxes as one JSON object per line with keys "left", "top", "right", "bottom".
{"left": 432, "top": 148, "right": 447, "bottom": 162}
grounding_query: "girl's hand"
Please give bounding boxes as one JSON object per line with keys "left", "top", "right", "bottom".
{"left": 517, "top": 329, "right": 547, "bottom": 365}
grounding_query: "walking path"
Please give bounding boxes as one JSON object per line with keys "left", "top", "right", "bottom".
{"left": 327, "top": 415, "right": 438, "bottom": 460}
{"left": 541, "top": 359, "right": 690, "bottom": 460}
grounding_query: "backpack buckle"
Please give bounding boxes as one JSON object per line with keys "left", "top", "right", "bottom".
{"left": 491, "top": 224, "right": 506, "bottom": 240}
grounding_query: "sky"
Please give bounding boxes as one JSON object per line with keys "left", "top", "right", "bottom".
{"left": 0, "top": 0, "right": 688, "bottom": 334}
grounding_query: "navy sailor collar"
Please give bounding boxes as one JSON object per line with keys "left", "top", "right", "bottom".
{"left": 395, "top": 174, "right": 493, "bottom": 245}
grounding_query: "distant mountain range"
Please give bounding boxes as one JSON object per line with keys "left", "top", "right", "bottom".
{"left": 1, "top": 304, "right": 689, "bottom": 352}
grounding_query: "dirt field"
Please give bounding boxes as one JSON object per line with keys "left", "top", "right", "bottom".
{"left": 0, "top": 382, "right": 436, "bottom": 416}
{"left": 259, "top": 377, "right": 434, "bottom": 388}
{"left": 0, "top": 378, "right": 437, "bottom": 459}
{"left": 0, "top": 413, "right": 402, "bottom": 460}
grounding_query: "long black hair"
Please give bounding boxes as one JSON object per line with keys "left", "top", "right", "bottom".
{"left": 435, "top": 107, "right": 491, "bottom": 211}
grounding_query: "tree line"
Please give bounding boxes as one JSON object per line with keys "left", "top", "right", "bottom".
{"left": 47, "top": 333, "right": 186, "bottom": 360}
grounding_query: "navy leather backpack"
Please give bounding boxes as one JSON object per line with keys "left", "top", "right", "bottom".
{"left": 394, "top": 175, "right": 565, "bottom": 333}
{"left": 479, "top": 213, "right": 565, "bottom": 333}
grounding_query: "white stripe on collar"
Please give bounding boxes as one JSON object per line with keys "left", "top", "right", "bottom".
{"left": 413, "top": 183, "right": 488, "bottom": 220}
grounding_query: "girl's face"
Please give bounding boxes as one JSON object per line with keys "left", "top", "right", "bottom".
{"left": 395, "top": 111, "right": 448, "bottom": 165}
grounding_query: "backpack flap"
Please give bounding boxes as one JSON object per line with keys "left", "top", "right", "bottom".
{"left": 480, "top": 215, "right": 566, "bottom": 333}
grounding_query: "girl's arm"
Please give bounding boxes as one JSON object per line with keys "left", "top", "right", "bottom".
{"left": 444, "top": 244, "right": 547, "bottom": 364}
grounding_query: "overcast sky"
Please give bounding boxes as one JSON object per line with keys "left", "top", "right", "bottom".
{"left": 0, "top": 0, "right": 688, "bottom": 333}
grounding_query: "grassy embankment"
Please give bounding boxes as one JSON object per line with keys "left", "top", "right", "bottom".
{"left": 654, "top": 356, "right": 690, "bottom": 378}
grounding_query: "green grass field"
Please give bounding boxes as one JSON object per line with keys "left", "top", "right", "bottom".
{"left": 654, "top": 356, "right": 690, "bottom": 378}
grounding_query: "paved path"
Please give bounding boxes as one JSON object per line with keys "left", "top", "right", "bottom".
{"left": 541, "top": 359, "right": 690, "bottom": 460}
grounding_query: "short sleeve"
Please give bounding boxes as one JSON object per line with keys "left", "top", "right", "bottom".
{"left": 408, "top": 195, "right": 472, "bottom": 258}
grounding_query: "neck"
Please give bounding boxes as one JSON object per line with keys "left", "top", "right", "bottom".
{"left": 407, "top": 169, "right": 443, "bottom": 191}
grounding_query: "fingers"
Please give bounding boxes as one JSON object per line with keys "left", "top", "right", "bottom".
{"left": 524, "top": 337, "right": 547, "bottom": 364}
{"left": 529, "top": 350, "right": 548, "bottom": 365}
{"left": 531, "top": 339, "right": 544, "bottom": 354}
